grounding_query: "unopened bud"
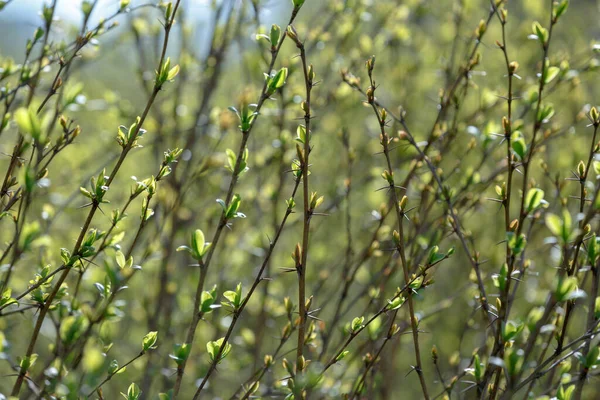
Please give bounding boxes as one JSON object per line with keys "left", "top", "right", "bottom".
{"left": 399, "top": 195, "right": 408, "bottom": 210}
{"left": 307, "top": 64, "right": 315, "bottom": 83}
{"left": 52, "top": 76, "right": 62, "bottom": 91}
{"left": 296, "top": 143, "right": 304, "bottom": 164}
{"left": 37, "top": 168, "right": 48, "bottom": 180}
{"left": 366, "top": 86, "right": 375, "bottom": 104}
{"left": 292, "top": 243, "right": 302, "bottom": 265}
{"left": 366, "top": 55, "right": 375, "bottom": 74}
{"left": 591, "top": 106, "right": 599, "bottom": 125}
{"left": 283, "top": 358, "right": 294, "bottom": 376}
{"left": 470, "top": 52, "right": 481, "bottom": 68}
{"left": 263, "top": 354, "right": 273, "bottom": 367}
{"left": 286, "top": 25, "right": 300, "bottom": 46}
{"left": 502, "top": 116, "right": 511, "bottom": 135}
{"left": 282, "top": 322, "right": 292, "bottom": 338}
{"left": 301, "top": 100, "right": 309, "bottom": 114}
{"left": 475, "top": 19, "right": 486, "bottom": 39}
{"left": 391, "top": 231, "right": 400, "bottom": 246}
{"left": 500, "top": 8, "right": 508, "bottom": 23}
{"left": 284, "top": 297, "right": 293, "bottom": 316}
{"left": 382, "top": 170, "right": 393, "bottom": 184}
{"left": 297, "top": 355, "right": 306, "bottom": 371}
{"left": 305, "top": 295, "right": 313, "bottom": 310}
{"left": 578, "top": 160, "right": 586, "bottom": 177}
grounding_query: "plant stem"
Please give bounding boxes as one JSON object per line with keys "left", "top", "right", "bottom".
{"left": 295, "top": 33, "right": 314, "bottom": 388}
{"left": 87, "top": 351, "right": 146, "bottom": 397}
{"left": 366, "top": 70, "right": 429, "bottom": 398}
{"left": 10, "top": 1, "right": 181, "bottom": 394}
{"left": 170, "top": 9, "right": 302, "bottom": 397}
{"left": 192, "top": 181, "right": 300, "bottom": 398}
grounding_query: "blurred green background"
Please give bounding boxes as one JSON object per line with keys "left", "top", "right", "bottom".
{"left": 1, "top": 0, "right": 600, "bottom": 398}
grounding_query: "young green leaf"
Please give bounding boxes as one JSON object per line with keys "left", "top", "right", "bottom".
{"left": 206, "top": 337, "right": 232, "bottom": 364}
{"left": 15, "top": 107, "right": 42, "bottom": 141}
{"left": 270, "top": 24, "right": 281, "bottom": 47}
{"left": 556, "top": 276, "right": 585, "bottom": 302}
{"left": 531, "top": 21, "right": 548, "bottom": 45}
{"left": 266, "top": 67, "right": 288, "bottom": 95}
{"left": 200, "top": 285, "right": 220, "bottom": 314}
{"left": 222, "top": 283, "right": 243, "bottom": 309}
{"left": 511, "top": 131, "right": 527, "bottom": 160}
{"left": 170, "top": 343, "right": 191, "bottom": 366}
{"left": 121, "top": 383, "right": 141, "bottom": 400}
{"left": 588, "top": 234, "right": 598, "bottom": 265}
{"left": 142, "top": 331, "right": 158, "bottom": 352}
{"left": 292, "top": 0, "right": 305, "bottom": 9}
{"left": 108, "top": 359, "right": 120, "bottom": 375}
{"left": 525, "top": 188, "right": 545, "bottom": 213}
{"left": 553, "top": 0, "right": 569, "bottom": 21}
{"left": 0, "top": 288, "right": 18, "bottom": 309}
{"left": 351, "top": 316, "right": 365, "bottom": 332}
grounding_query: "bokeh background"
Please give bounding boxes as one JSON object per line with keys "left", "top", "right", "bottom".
{"left": 1, "top": 0, "right": 600, "bottom": 398}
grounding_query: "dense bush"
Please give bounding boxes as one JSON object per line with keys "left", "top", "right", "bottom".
{"left": 1, "top": 0, "right": 600, "bottom": 398}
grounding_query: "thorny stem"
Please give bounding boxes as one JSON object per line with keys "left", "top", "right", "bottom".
{"left": 10, "top": 1, "right": 181, "bottom": 395}
{"left": 252, "top": 89, "right": 289, "bottom": 367}
{"left": 139, "top": 3, "right": 239, "bottom": 393}
{"left": 321, "top": 260, "right": 446, "bottom": 374}
{"left": 501, "top": 182, "right": 600, "bottom": 399}
{"left": 310, "top": 3, "right": 501, "bottom": 364}
{"left": 170, "top": 7, "right": 302, "bottom": 397}
{"left": 499, "top": 3, "right": 578, "bottom": 397}
{"left": 192, "top": 180, "right": 301, "bottom": 399}
{"left": 508, "top": 327, "right": 600, "bottom": 396}
{"left": 482, "top": 2, "right": 517, "bottom": 396}
{"left": 349, "top": 309, "right": 399, "bottom": 400}
{"left": 233, "top": 324, "right": 296, "bottom": 400}
{"left": 295, "top": 30, "right": 314, "bottom": 389}
{"left": 319, "top": 129, "right": 354, "bottom": 358}
{"left": 343, "top": 82, "right": 494, "bottom": 331}
{"left": 572, "top": 128, "right": 600, "bottom": 400}
{"left": 87, "top": 351, "right": 146, "bottom": 398}
{"left": 0, "top": 0, "right": 58, "bottom": 291}
{"left": 366, "top": 65, "right": 429, "bottom": 398}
